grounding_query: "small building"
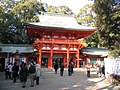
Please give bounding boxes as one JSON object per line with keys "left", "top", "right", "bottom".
{"left": 81, "top": 47, "right": 109, "bottom": 67}
{"left": 0, "top": 44, "right": 37, "bottom": 71}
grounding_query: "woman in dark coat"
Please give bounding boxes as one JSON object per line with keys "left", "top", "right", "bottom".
{"left": 68, "top": 62, "right": 72, "bottom": 76}
{"left": 54, "top": 61, "right": 59, "bottom": 74}
{"left": 12, "top": 62, "right": 19, "bottom": 83}
{"left": 71, "top": 62, "right": 74, "bottom": 75}
{"left": 20, "top": 63, "right": 28, "bottom": 88}
{"left": 60, "top": 63, "right": 64, "bottom": 76}
{"left": 102, "top": 65, "right": 105, "bottom": 77}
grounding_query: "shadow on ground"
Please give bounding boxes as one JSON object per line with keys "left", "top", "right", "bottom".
{"left": 0, "top": 68, "right": 120, "bottom": 90}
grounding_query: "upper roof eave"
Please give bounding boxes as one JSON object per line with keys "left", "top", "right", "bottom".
{"left": 24, "top": 13, "right": 96, "bottom": 31}
{"left": 81, "top": 47, "right": 109, "bottom": 56}
{"left": 24, "top": 22, "right": 96, "bottom": 31}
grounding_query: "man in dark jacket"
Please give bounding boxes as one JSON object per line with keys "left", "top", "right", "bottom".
{"left": 68, "top": 62, "right": 72, "bottom": 76}
{"left": 12, "top": 62, "right": 19, "bottom": 83}
{"left": 60, "top": 63, "right": 64, "bottom": 76}
{"left": 54, "top": 61, "right": 59, "bottom": 74}
{"left": 20, "top": 62, "right": 28, "bottom": 88}
{"left": 29, "top": 63, "right": 36, "bottom": 87}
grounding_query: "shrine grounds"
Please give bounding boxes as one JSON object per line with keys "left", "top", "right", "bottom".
{"left": 0, "top": 68, "right": 120, "bottom": 90}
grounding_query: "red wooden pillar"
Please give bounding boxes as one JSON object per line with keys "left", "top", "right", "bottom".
{"left": 63, "top": 54, "right": 67, "bottom": 68}
{"left": 67, "top": 44, "right": 70, "bottom": 68}
{"left": 76, "top": 44, "right": 82, "bottom": 68}
{"left": 48, "top": 51, "right": 53, "bottom": 68}
{"left": 34, "top": 39, "right": 42, "bottom": 67}
{"left": 76, "top": 49, "right": 80, "bottom": 68}
{"left": 38, "top": 49, "right": 42, "bottom": 68}
{"left": 48, "top": 44, "right": 53, "bottom": 68}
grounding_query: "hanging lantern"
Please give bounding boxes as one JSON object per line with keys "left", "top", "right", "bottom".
{"left": 14, "top": 50, "right": 20, "bottom": 61}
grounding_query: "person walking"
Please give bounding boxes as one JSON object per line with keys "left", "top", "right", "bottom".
{"left": 96, "top": 65, "right": 99, "bottom": 75}
{"left": 0, "top": 63, "right": 2, "bottom": 72}
{"left": 60, "top": 63, "right": 64, "bottom": 76}
{"left": 98, "top": 65, "right": 102, "bottom": 77}
{"left": 4, "top": 65, "right": 9, "bottom": 80}
{"left": 102, "top": 64, "right": 105, "bottom": 77}
{"left": 68, "top": 62, "right": 72, "bottom": 76}
{"left": 71, "top": 62, "right": 74, "bottom": 75}
{"left": 19, "top": 62, "right": 28, "bottom": 88}
{"left": 35, "top": 62, "right": 41, "bottom": 85}
{"left": 8, "top": 63, "right": 13, "bottom": 79}
{"left": 86, "top": 63, "right": 91, "bottom": 77}
{"left": 54, "top": 61, "right": 59, "bottom": 74}
{"left": 87, "top": 67, "right": 90, "bottom": 77}
{"left": 12, "top": 62, "right": 19, "bottom": 83}
{"left": 29, "top": 63, "right": 36, "bottom": 87}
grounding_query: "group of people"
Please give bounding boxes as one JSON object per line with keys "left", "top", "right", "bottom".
{"left": 85, "top": 63, "right": 105, "bottom": 78}
{"left": 53, "top": 61, "right": 74, "bottom": 76}
{"left": 96, "top": 64, "right": 105, "bottom": 78}
{"left": 5, "top": 60, "right": 75, "bottom": 88}
{"left": 5, "top": 63, "right": 15, "bottom": 80}
{"left": 5, "top": 61, "right": 41, "bottom": 88}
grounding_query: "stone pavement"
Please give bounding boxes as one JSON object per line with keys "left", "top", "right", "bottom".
{"left": 0, "top": 68, "right": 120, "bottom": 90}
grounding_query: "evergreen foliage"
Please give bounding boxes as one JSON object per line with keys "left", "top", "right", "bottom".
{"left": 93, "top": 0, "right": 120, "bottom": 57}
{"left": 0, "top": 0, "right": 119, "bottom": 57}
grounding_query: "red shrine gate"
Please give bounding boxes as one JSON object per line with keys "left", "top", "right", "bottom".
{"left": 25, "top": 13, "right": 96, "bottom": 68}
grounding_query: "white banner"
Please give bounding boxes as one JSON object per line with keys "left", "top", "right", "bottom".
{"left": 105, "top": 57, "right": 120, "bottom": 76}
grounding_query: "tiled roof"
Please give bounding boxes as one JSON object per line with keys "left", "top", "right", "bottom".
{"left": 81, "top": 47, "right": 109, "bottom": 57}
{"left": 25, "top": 13, "right": 96, "bottom": 31}
{"left": 0, "top": 44, "right": 34, "bottom": 53}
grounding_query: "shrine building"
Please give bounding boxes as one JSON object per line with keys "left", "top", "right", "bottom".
{"left": 25, "top": 13, "right": 96, "bottom": 68}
